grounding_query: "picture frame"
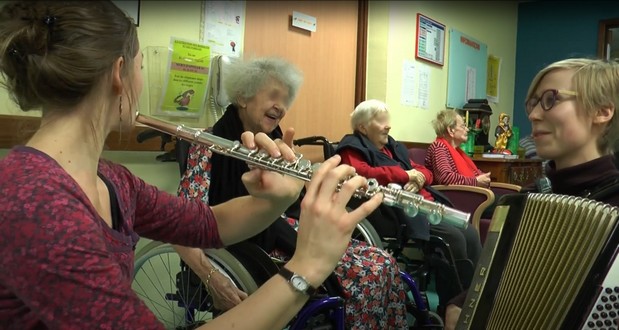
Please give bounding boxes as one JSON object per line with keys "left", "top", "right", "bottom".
{"left": 415, "top": 13, "right": 445, "bottom": 66}
{"left": 112, "top": 0, "right": 140, "bottom": 26}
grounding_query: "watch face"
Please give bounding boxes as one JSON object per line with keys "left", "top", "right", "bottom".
{"left": 291, "top": 275, "right": 309, "bottom": 291}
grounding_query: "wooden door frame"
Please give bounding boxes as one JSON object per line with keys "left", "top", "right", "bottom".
{"left": 355, "top": 0, "right": 368, "bottom": 107}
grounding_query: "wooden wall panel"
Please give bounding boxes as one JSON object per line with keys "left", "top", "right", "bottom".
{"left": 244, "top": 1, "right": 359, "bottom": 161}
{"left": 0, "top": 114, "right": 164, "bottom": 151}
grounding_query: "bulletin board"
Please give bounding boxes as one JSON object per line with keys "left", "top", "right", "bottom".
{"left": 200, "top": 1, "right": 246, "bottom": 58}
{"left": 415, "top": 13, "right": 445, "bottom": 66}
{"left": 446, "top": 28, "right": 488, "bottom": 109}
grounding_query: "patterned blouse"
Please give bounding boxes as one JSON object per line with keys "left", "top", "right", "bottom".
{"left": 178, "top": 143, "right": 408, "bottom": 329}
{"left": 0, "top": 146, "right": 223, "bottom": 329}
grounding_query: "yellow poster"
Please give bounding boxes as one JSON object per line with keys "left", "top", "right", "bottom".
{"left": 486, "top": 55, "right": 501, "bottom": 103}
{"left": 158, "top": 38, "right": 210, "bottom": 118}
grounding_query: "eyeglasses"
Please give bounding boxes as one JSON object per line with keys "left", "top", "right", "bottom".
{"left": 453, "top": 123, "right": 468, "bottom": 131}
{"left": 525, "top": 89, "right": 577, "bottom": 114}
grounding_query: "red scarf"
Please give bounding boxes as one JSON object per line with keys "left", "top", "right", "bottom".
{"left": 435, "top": 137, "right": 479, "bottom": 177}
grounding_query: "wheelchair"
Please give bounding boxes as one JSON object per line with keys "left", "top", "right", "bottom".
{"left": 132, "top": 238, "right": 444, "bottom": 329}
{"left": 294, "top": 136, "right": 475, "bottom": 316}
{"left": 131, "top": 131, "right": 444, "bottom": 329}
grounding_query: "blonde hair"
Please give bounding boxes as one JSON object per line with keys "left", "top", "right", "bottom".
{"left": 350, "top": 99, "right": 389, "bottom": 131}
{"left": 526, "top": 58, "right": 619, "bottom": 155}
{"left": 432, "top": 109, "right": 461, "bottom": 137}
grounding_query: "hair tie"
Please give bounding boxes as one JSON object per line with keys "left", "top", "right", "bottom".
{"left": 8, "top": 48, "right": 23, "bottom": 62}
{"left": 43, "top": 15, "right": 56, "bottom": 27}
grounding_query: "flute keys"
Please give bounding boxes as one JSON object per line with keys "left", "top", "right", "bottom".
{"left": 383, "top": 183, "right": 402, "bottom": 206}
{"left": 297, "top": 159, "right": 311, "bottom": 172}
{"left": 256, "top": 149, "right": 269, "bottom": 159}
{"left": 403, "top": 202, "right": 419, "bottom": 218}
{"left": 426, "top": 209, "right": 442, "bottom": 225}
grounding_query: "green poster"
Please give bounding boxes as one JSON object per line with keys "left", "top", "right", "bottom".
{"left": 158, "top": 38, "right": 210, "bottom": 118}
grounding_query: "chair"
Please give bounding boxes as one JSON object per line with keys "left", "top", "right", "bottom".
{"left": 408, "top": 147, "right": 428, "bottom": 166}
{"left": 430, "top": 185, "right": 495, "bottom": 237}
{"left": 482, "top": 182, "right": 521, "bottom": 244}
{"left": 489, "top": 182, "right": 522, "bottom": 196}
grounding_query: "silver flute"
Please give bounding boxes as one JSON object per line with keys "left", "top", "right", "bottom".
{"left": 136, "top": 114, "right": 470, "bottom": 229}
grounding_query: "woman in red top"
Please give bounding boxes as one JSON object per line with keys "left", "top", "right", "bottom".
{"left": 336, "top": 99, "right": 482, "bottom": 316}
{"left": 425, "top": 110, "right": 492, "bottom": 187}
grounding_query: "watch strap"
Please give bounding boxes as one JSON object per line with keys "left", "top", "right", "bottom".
{"left": 278, "top": 266, "right": 318, "bottom": 296}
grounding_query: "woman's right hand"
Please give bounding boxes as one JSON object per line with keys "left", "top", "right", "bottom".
{"left": 239, "top": 129, "right": 304, "bottom": 205}
{"left": 476, "top": 172, "right": 491, "bottom": 187}
{"left": 285, "top": 155, "right": 383, "bottom": 286}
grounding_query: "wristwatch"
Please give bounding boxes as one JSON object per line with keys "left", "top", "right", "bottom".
{"left": 278, "top": 266, "right": 318, "bottom": 296}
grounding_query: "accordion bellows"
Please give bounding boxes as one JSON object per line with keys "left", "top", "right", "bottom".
{"left": 457, "top": 193, "right": 619, "bottom": 330}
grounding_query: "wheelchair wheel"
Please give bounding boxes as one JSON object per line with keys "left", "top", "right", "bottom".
{"left": 132, "top": 241, "right": 266, "bottom": 329}
{"left": 351, "top": 217, "right": 384, "bottom": 249}
{"left": 411, "top": 310, "right": 444, "bottom": 329}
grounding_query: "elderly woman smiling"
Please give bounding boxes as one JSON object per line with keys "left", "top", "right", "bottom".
{"left": 174, "top": 59, "right": 408, "bottom": 329}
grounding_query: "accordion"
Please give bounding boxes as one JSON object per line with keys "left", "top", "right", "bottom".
{"left": 457, "top": 193, "right": 619, "bottom": 330}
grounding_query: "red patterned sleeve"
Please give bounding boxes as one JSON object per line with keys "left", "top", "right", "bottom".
{"left": 124, "top": 165, "right": 224, "bottom": 249}
{"left": 0, "top": 193, "right": 165, "bottom": 329}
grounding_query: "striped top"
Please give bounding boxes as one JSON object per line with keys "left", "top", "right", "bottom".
{"left": 424, "top": 140, "right": 483, "bottom": 186}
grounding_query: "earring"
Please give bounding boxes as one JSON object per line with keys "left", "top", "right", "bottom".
{"left": 119, "top": 95, "right": 123, "bottom": 122}
{"left": 118, "top": 95, "right": 123, "bottom": 142}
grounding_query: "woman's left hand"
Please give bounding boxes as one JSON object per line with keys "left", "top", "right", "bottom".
{"left": 239, "top": 127, "right": 304, "bottom": 204}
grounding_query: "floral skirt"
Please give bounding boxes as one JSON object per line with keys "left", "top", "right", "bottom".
{"left": 273, "top": 218, "right": 407, "bottom": 329}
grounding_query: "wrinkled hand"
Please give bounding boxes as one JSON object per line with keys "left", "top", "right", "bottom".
{"left": 406, "top": 169, "right": 426, "bottom": 187}
{"left": 240, "top": 127, "right": 304, "bottom": 204}
{"left": 285, "top": 155, "right": 383, "bottom": 286}
{"left": 476, "top": 172, "right": 491, "bottom": 187}
{"left": 403, "top": 182, "right": 420, "bottom": 193}
{"left": 207, "top": 271, "right": 248, "bottom": 311}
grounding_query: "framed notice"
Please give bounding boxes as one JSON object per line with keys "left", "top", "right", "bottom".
{"left": 415, "top": 13, "right": 445, "bottom": 66}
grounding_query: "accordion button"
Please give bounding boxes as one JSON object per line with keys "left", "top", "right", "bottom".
{"left": 610, "top": 311, "right": 617, "bottom": 318}
{"left": 606, "top": 288, "right": 614, "bottom": 294}
{"left": 601, "top": 312, "right": 608, "bottom": 318}
{"left": 614, "top": 302, "right": 619, "bottom": 309}
{"left": 593, "top": 313, "right": 600, "bottom": 319}
{"left": 614, "top": 286, "right": 619, "bottom": 293}
{"left": 588, "top": 321, "right": 595, "bottom": 328}
{"left": 597, "top": 305, "right": 605, "bottom": 311}
{"left": 610, "top": 295, "right": 617, "bottom": 301}
{"left": 605, "top": 320, "right": 612, "bottom": 326}
{"left": 596, "top": 320, "right": 603, "bottom": 327}
{"left": 603, "top": 296, "right": 609, "bottom": 302}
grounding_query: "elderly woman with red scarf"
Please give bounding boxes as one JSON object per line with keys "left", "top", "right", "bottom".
{"left": 425, "top": 110, "right": 492, "bottom": 187}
